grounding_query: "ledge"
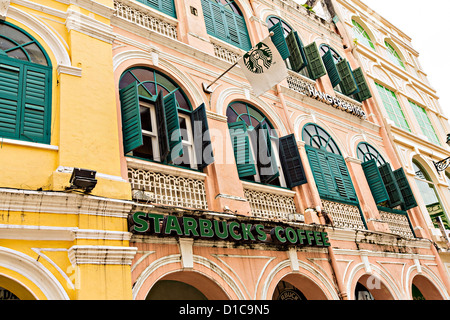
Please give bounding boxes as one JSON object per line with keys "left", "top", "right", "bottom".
{"left": 126, "top": 157, "right": 207, "bottom": 181}
{"left": 0, "top": 137, "right": 58, "bottom": 151}
{"left": 241, "top": 180, "right": 296, "bottom": 197}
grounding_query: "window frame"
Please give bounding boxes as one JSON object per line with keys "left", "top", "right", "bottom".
{"left": 385, "top": 41, "right": 405, "bottom": 70}
{"left": 375, "top": 83, "right": 411, "bottom": 132}
{"left": 409, "top": 100, "right": 441, "bottom": 145}
{"left": 352, "top": 19, "right": 376, "bottom": 51}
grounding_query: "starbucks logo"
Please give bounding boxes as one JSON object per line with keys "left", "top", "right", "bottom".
{"left": 243, "top": 42, "right": 273, "bottom": 74}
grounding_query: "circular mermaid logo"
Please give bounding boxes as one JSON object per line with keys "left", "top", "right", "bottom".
{"left": 243, "top": 42, "right": 273, "bottom": 74}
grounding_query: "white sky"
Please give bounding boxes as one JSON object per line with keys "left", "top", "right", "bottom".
{"left": 355, "top": 0, "right": 450, "bottom": 120}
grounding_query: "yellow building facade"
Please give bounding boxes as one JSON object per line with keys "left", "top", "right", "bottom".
{"left": 1, "top": 0, "right": 450, "bottom": 301}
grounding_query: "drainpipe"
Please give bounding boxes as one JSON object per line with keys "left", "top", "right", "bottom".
{"left": 276, "top": 84, "right": 347, "bottom": 300}
{"left": 327, "top": 246, "right": 348, "bottom": 300}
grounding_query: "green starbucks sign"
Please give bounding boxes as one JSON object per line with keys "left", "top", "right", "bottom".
{"left": 130, "top": 212, "right": 330, "bottom": 247}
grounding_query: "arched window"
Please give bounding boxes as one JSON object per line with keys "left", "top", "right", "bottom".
{"left": 135, "top": 0, "right": 176, "bottom": 18}
{"left": 385, "top": 41, "right": 405, "bottom": 70}
{"left": 118, "top": 67, "right": 213, "bottom": 170}
{"left": 227, "top": 102, "right": 307, "bottom": 188}
{"left": 0, "top": 21, "right": 52, "bottom": 144}
{"left": 303, "top": 123, "right": 358, "bottom": 204}
{"left": 413, "top": 160, "right": 449, "bottom": 230}
{"left": 356, "top": 142, "right": 386, "bottom": 166}
{"left": 266, "top": 16, "right": 292, "bottom": 36}
{"left": 318, "top": 44, "right": 372, "bottom": 101}
{"left": 357, "top": 142, "right": 417, "bottom": 210}
{"left": 201, "top": 0, "right": 251, "bottom": 50}
{"left": 352, "top": 20, "right": 375, "bottom": 51}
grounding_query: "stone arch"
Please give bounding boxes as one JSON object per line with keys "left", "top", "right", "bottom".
{"left": 217, "top": 87, "right": 289, "bottom": 136}
{"left": 346, "top": 263, "right": 401, "bottom": 300}
{"left": 261, "top": 259, "right": 339, "bottom": 300}
{"left": 0, "top": 247, "right": 69, "bottom": 300}
{"left": 113, "top": 49, "right": 204, "bottom": 108}
{"left": 6, "top": 6, "right": 71, "bottom": 67}
{"left": 350, "top": 15, "right": 378, "bottom": 47}
{"left": 406, "top": 265, "right": 449, "bottom": 300}
{"left": 132, "top": 254, "right": 244, "bottom": 300}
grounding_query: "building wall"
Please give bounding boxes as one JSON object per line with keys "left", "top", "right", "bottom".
{"left": 0, "top": 0, "right": 449, "bottom": 300}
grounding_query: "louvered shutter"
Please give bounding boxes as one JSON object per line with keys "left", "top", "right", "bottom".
{"left": 304, "top": 42, "right": 326, "bottom": 80}
{"left": 136, "top": 0, "right": 176, "bottom": 18}
{"left": 163, "top": 91, "right": 183, "bottom": 163}
{"left": 322, "top": 50, "right": 341, "bottom": 88}
{"left": 154, "top": 91, "right": 169, "bottom": 162}
{"left": 201, "top": 0, "right": 215, "bottom": 36}
{"left": 336, "top": 59, "right": 359, "bottom": 96}
{"left": 269, "top": 22, "right": 290, "bottom": 60}
{"left": 286, "top": 31, "right": 306, "bottom": 72}
{"left": 235, "top": 15, "right": 251, "bottom": 51}
{"left": 306, "top": 146, "right": 337, "bottom": 198}
{"left": 254, "top": 121, "right": 279, "bottom": 183}
{"left": 0, "top": 60, "right": 21, "bottom": 139}
{"left": 191, "top": 103, "right": 214, "bottom": 171}
{"left": 378, "top": 163, "right": 404, "bottom": 209}
{"left": 21, "top": 64, "right": 51, "bottom": 144}
{"left": 279, "top": 134, "right": 307, "bottom": 188}
{"left": 393, "top": 168, "right": 418, "bottom": 210}
{"left": 228, "top": 121, "right": 256, "bottom": 178}
{"left": 119, "top": 81, "right": 143, "bottom": 154}
{"left": 328, "top": 153, "right": 358, "bottom": 203}
{"left": 362, "top": 159, "right": 390, "bottom": 205}
{"left": 352, "top": 67, "right": 372, "bottom": 102}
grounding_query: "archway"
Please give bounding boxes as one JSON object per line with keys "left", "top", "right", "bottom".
{"left": 354, "top": 274, "right": 395, "bottom": 300}
{"left": 411, "top": 275, "right": 444, "bottom": 300}
{"left": 0, "top": 275, "right": 35, "bottom": 300}
{"left": 146, "top": 271, "right": 229, "bottom": 300}
{"left": 272, "top": 274, "right": 328, "bottom": 300}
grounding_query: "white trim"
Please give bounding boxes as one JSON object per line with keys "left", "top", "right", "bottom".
{"left": 55, "top": 166, "right": 128, "bottom": 183}
{"left": 0, "top": 137, "right": 58, "bottom": 150}
{"left": 0, "top": 224, "right": 76, "bottom": 241}
{"left": 65, "top": 9, "right": 115, "bottom": 44}
{"left": 57, "top": 65, "right": 82, "bottom": 77}
{"left": 0, "top": 188, "right": 134, "bottom": 218}
{"left": 0, "top": 247, "right": 70, "bottom": 299}
{"left": 68, "top": 245, "right": 137, "bottom": 265}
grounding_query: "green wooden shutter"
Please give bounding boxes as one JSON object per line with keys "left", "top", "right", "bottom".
{"left": 378, "top": 163, "right": 404, "bottom": 209}
{"left": 328, "top": 154, "right": 358, "bottom": 203}
{"left": 304, "top": 42, "right": 326, "bottom": 80}
{"left": 154, "top": 91, "right": 169, "bottom": 162}
{"left": 269, "top": 22, "right": 290, "bottom": 60}
{"left": 119, "top": 81, "right": 143, "bottom": 154}
{"left": 163, "top": 91, "right": 183, "bottom": 163}
{"left": 229, "top": 121, "right": 256, "bottom": 178}
{"left": 353, "top": 67, "right": 372, "bottom": 102}
{"left": 136, "top": 0, "right": 176, "bottom": 18}
{"left": 21, "top": 64, "right": 51, "bottom": 144}
{"left": 286, "top": 31, "right": 306, "bottom": 72}
{"left": 306, "top": 146, "right": 339, "bottom": 199}
{"left": 0, "top": 61, "right": 21, "bottom": 140}
{"left": 191, "top": 103, "right": 214, "bottom": 171}
{"left": 336, "top": 59, "right": 359, "bottom": 95}
{"left": 254, "top": 121, "right": 279, "bottom": 183}
{"left": 362, "top": 159, "right": 390, "bottom": 205}
{"left": 235, "top": 15, "right": 251, "bottom": 51}
{"left": 279, "top": 134, "right": 307, "bottom": 188}
{"left": 393, "top": 168, "right": 418, "bottom": 210}
{"left": 201, "top": 0, "right": 215, "bottom": 36}
{"left": 322, "top": 50, "right": 341, "bottom": 88}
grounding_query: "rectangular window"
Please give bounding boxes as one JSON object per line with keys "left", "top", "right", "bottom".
{"left": 409, "top": 101, "right": 441, "bottom": 145}
{"left": 375, "top": 83, "right": 411, "bottom": 132}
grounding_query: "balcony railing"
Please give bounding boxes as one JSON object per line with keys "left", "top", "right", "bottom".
{"left": 322, "top": 200, "right": 366, "bottom": 230}
{"left": 114, "top": 0, "right": 178, "bottom": 40}
{"left": 242, "top": 181, "right": 303, "bottom": 222}
{"left": 378, "top": 207, "right": 415, "bottom": 239}
{"left": 127, "top": 159, "right": 208, "bottom": 210}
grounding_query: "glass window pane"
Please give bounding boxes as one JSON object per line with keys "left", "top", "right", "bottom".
{"left": 175, "top": 90, "right": 190, "bottom": 111}
{"left": 23, "top": 42, "right": 47, "bottom": 66}
{"left": 155, "top": 73, "right": 177, "bottom": 94}
{"left": 132, "top": 135, "right": 154, "bottom": 160}
{"left": 0, "top": 24, "right": 31, "bottom": 45}
{"left": 119, "top": 72, "right": 136, "bottom": 90}
{"left": 5, "top": 48, "right": 28, "bottom": 61}
{"left": 140, "top": 106, "right": 152, "bottom": 132}
{"left": 131, "top": 68, "right": 154, "bottom": 83}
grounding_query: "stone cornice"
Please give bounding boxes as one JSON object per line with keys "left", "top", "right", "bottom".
{"left": 68, "top": 245, "right": 137, "bottom": 265}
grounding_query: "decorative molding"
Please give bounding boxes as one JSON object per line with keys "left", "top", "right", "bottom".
{"left": 65, "top": 9, "right": 115, "bottom": 44}
{"left": 178, "top": 238, "right": 194, "bottom": 269}
{"left": 0, "top": 224, "right": 76, "bottom": 241}
{"left": 0, "top": 188, "right": 134, "bottom": 218}
{"left": 57, "top": 64, "right": 82, "bottom": 77}
{"left": 68, "top": 245, "right": 137, "bottom": 265}
{"left": 0, "top": 0, "right": 10, "bottom": 20}
{"left": 0, "top": 137, "right": 58, "bottom": 151}
{"left": 205, "top": 110, "right": 228, "bottom": 123}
